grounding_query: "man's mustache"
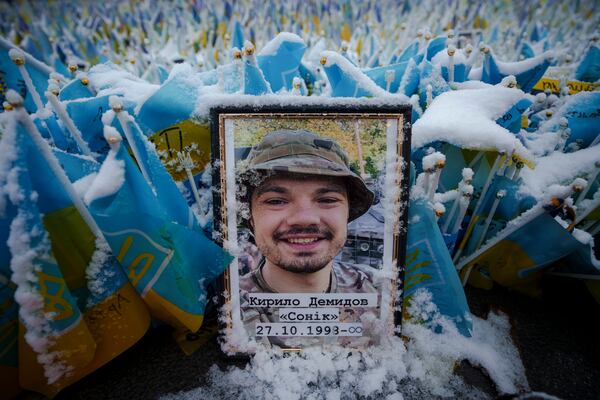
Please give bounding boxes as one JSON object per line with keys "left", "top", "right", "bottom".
{"left": 273, "top": 226, "right": 334, "bottom": 241}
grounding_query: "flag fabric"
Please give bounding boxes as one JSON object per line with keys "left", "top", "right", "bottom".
{"left": 0, "top": 40, "right": 52, "bottom": 113}
{"left": 404, "top": 199, "right": 473, "bottom": 337}
{"left": 243, "top": 59, "right": 272, "bottom": 95}
{"left": 363, "top": 61, "right": 412, "bottom": 94}
{"left": 85, "top": 135, "right": 231, "bottom": 332}
{"left": 396, "top": 40, "right": 420, "bottom": 64}
{"left": 482, "top": 51, "right": 551, "bottom": 93}
{"left": 133, "top": 70, "right": 212, "bottom": 184}
{"left": 232, "top": 21, "right": 245, "bottom": 50}
{"left": 496, "top": 98, "right": 533, "bottom": 134}
{"left": 460, "top": 210, "right": 582, "bottom": 295}
{"left": 575, "top": 45, "right": 600, "bottom": 83}
{"left": 112, "top": 110, "right": 199, "bottom": 230}
{"left": 425, "top": 36, "right": 447, "bottom": 61}
{"left": 558, "top": 91, "right": 600, "bottom": 149}
{"left": 0, "top": 112, "right": 150, "bottom": 397}
{"left": 418, "top": 60, "right": 451, "bottom": 109}
{"left": 321, "top": 50, "right": 384, "bottom": 97}
{"left": 58, "top": 77, "right": 95, "bottom": 101}
{"left": 257, "top": 32, "right": 306, "bottom": 93}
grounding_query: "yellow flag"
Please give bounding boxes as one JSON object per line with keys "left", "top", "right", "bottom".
{"left": 341, "top": 23, "right": 352, "bottom": 42}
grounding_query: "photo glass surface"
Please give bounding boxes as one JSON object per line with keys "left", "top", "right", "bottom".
{"left": 212, "top": 105, "right": 411, "bottom": 353}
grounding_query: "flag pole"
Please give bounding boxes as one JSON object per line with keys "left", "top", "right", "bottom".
{"left": 111, "top": 99, "right": 152, "bottom": 185}
{"left": 7, "top": 92, "right": 105, "bottom": 240}
{"left": 9, "top": 49, "right": 44, "bottom": 113}
{"left": 45, "top": 91, "right": 93, "bottom": 156}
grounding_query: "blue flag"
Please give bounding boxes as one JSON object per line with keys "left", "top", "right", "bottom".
{"left": 575, "top": 45, "right": 600, "bottom": 83}
{"left": 257, "top": 33, "right": 306, "bottom": 93}
{"left": 59, "top": 77, "right": 95, "bottom": 101}
{"left": 405, "top": 199, "right": 473, "bottom": 337}
{"left": 0, "top": 41, "right": 51, "bottom": 113}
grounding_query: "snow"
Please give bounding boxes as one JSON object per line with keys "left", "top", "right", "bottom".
{"left": 72, "top": 173, "right": 98, "bottom": 198}
{"left": 83, "top": 141, "right": 125, "bottom": 205}
{"left": 494, "top": 51, "right": 554, "bottom": 75}
{"left": 194, "top": 93, "right": 409, "bottom": 118}
{"left": 519, "top": 146, "right": 600, "bottom": 200}
{"left": 87, "top": 63, "right": 160, "bottom": 108}
{"left": 163, "top": 290, "right": 528, "bottom": 400}
{"left": 85, "top": 237, "right": 115, "bottom": 304}
{"left": 422, "top": 152, "right": 446, "bottom": 171}
{"left": 413, "top": 85, "right": 534, "bottom": 165}
{"left": 431, "top": 49, "right": 467, "bottom": 67}
{"left": 258, "top": 32, "right": 305, "bottom": 57}
{"left": 320, "top": 51, "right": 393, "bottom": 98}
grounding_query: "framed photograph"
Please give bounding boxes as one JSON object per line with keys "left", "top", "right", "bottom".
{"left": 210, "top": 101, "right": 411, "bottom": 353}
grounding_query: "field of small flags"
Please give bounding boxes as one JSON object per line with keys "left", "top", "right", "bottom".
{"left": 0, "top": 0, "right": 599, "bottom": 397}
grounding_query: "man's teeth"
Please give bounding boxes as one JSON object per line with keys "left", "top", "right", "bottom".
{"left": 287, "top": 238, "right": 318, "bottom": 244}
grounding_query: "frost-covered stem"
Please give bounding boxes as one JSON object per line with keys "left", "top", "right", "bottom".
{"left": 384, "top": 69, "right": 395, "bottom": 92}
{"left": 589, "top": 132, "right": 600, "bottom": 148}
{"left": 13, "top": 61, "right": 44, "bottom": 112}
{"left": 474, "top": 190, "right": 505, "bottom": 250}
{"left": 115, "top": 110, "right": 152, "bottom": 184}
{"left": 425, "top": 84, "right": 433, "bottom": 108}
{"left": 512, "top": 164, "right": 523, "bottom": 181}
{"left": 15, "top": 108, "right": 104, "bottom": 239}
{"left": 447, "top": 46, "right": 455, "bottom": 84}
{"left": 575, "top": 166, "right": 600, "bottom": 206}
{"left": 472, "top": 152, "right": 504, "bottom": 217}
{"left": 590, "top": 223, "right": 600, "bottom": 236}
{"left": 581, "top": 219, "right": 598, "bottom": 233}
{"left": 428, "top": 166, "right": 443, "bottom": 202}
{"left": 451, "top": 195, "right": 470, "bottom": 235}
{"left": 505, "top": 163, "right": 516, "bottom": 179}
{"left": 45, "top": 91, "right": 92, "bottom": 156}
{"left": 452, "top": 153, "right": 507, "bottom": 263}
{"left": 460, "top": 263, "right": 476, "bottom": 286}
{"left": 496, "top": 153, "right": 510, "bottom": 176}
{"left": 238, "top": 61, "right": 245, "bottom": 94}
{"left": 442, "top": 193, "right": 460, "bottom": 233}
{"left": 186, "top": 168, "right": 202, "bottom": 207}
{"left": 422, "top": 170, "right": 431, "bottom": 193}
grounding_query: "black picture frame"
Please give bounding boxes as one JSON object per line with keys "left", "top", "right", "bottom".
{"left": 210, "top": 100, "right": 411, "bottom": 354}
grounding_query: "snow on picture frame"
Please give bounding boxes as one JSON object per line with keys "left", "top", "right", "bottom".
{"left": 210, "top": 100, "right": 411, "bottom": 354}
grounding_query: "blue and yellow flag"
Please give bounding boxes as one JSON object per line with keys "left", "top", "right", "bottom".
{"left": 405, "top": 199, "right": 473, "bottom": 337}
{"left": 87, "top": 139, "right": 231, "bottom": 332}
{"left": 0, "top": 202, "right": 20, "bottom": 399}
{"left": 1, "top": 113, "right": 150, "bottom": 398}
{"left": 461, "top": 210, "right": 582, "bottom": 296}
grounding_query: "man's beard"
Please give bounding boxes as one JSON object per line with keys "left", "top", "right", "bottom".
{"left": 260, "top": 226, "right": 344, "bottom": 274}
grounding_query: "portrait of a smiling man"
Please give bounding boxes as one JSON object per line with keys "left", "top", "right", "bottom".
{"left": 238, "top": 129, "right": 378, "bottom": 297}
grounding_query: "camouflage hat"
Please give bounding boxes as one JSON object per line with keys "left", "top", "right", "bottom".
{"left": 245, "top": 129, "right": 374, "bottom": 221}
